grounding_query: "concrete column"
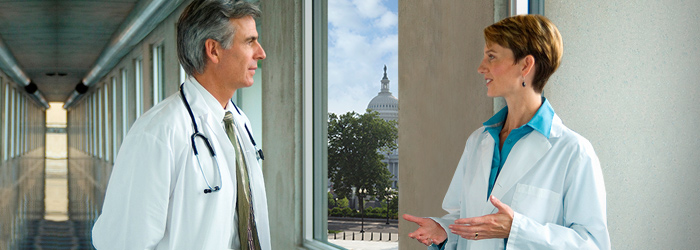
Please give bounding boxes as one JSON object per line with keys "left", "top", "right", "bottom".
{"left": 260, "top": 0, "right": 304, "bottom": 248}
{"left": 398, "top": 1, "right": 496, "bottom": 249}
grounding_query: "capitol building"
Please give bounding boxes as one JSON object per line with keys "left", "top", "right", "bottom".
{"left": 366, "top": 65, "right": 399, "bottom": 189}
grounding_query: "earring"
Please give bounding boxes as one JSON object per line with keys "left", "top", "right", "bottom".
{"left": 522, "top": 82, "right": 526, "bottom": 87}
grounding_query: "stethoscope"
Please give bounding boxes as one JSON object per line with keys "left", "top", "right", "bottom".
{"left": 180, "top": 83, "right": 264, "bottom": 194}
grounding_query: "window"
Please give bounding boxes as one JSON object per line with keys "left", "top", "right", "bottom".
{"left": 87, "top": 97, "right": 92, "bottom": 155}
{"left": 105, "top": 82, "right": 111, "bottom": 162}
{"left": 135, "top": 58, "right": 143, "bottom": 118}
{"left": 21, "top": 96, "right": 26, "bottom": 154}
{"left": 514, "top": 0, "right": 528, "bottom": 15}
{"left": 91, "top": 94, "right": 97, "bottom": 156}
{"left": 304, "top": 0, "right": 399, "bottom": 248}
{"left": 152, "top": 44, "right": 165, "bottom": 105}
{"left": 121, "top": 68, "right": 129, "bottom": 138}
{"left": 86, "top": 98, "right": 92, "bottom": 154}
{"left": 9, "top": 89, "right": 15, "bottom": 157}
{"left": 112, "top": 75, "right": 119, "bottom": 163}
{"left": 1, "top": 79, "right": 5, "bottom": 161}
{"left": 179, "top": 64, "right": 187, "bottom": 84}
{"left": 97, "top": 88, "right": 103, "bottom": 159}
{"left": 512, "top": 0, "right": 543, "bottom": 15}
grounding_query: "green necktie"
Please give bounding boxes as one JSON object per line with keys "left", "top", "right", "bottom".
{"left": 223, "top": 111, "right": 261, "bottom": 250}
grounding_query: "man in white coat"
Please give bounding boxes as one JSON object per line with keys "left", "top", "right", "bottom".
{"left": 92, "top": 1, "right": 270, "bottom": 249}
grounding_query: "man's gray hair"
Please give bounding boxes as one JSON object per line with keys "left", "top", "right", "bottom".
{"left": 177, "top": 0, "right": 261, "bottom": 76}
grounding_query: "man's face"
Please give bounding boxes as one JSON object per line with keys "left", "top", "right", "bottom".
{"left": 219, "top": 16, "right": 266, "bottom": 90}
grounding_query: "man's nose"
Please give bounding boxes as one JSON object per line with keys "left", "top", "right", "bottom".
{"left": 255, "top": 43, "right": 266, "bottom": 60}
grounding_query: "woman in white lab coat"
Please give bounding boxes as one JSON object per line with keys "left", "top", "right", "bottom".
{"left": 403, "top": 15, "right": 610, "bottom": 249}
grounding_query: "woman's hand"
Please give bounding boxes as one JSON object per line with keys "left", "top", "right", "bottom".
{"left": 403, "top": 214, "right": 448, "bottom": 246}
{"left": 449, "top": 196, "right": 514, "bottom": 240}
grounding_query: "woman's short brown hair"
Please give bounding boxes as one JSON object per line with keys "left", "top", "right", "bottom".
{"left": 484, "top": 15, "right": 563, "bottom": 93}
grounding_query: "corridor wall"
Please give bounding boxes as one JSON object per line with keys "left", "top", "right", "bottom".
{"left": 0, "top": 73, "right": 46, "bottom": 249}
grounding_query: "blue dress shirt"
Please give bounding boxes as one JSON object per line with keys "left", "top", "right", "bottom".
{"left": 483, "top": 97, "right": 554, "bottom": 199}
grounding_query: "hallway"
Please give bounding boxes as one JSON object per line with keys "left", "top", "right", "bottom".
{"left": 17, "top": 220, "right": 92, "bottom": 250}
{"left": 12, "top": 103, "right": 94, "bottom": 250}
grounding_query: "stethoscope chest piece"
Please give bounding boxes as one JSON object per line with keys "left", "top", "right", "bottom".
{"left": 179, "top": 83, "right": 264, "bottom": 194}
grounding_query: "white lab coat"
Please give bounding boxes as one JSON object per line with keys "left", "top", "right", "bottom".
{"left": 92, "top": 77, "right": 271, "bottom": 250}
{"left": 430, "top": 115, "right": 610, "bottom": 250}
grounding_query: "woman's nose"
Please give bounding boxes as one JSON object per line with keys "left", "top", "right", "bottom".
{"left": 477, "top": 61, "right": 487, "bottom": 74}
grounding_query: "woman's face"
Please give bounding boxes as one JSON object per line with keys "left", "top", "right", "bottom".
{"left": 477, "top": 43, "right": 525, "bottom": 98}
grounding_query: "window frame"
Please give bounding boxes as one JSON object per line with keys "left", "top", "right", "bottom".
{"left": 511, "top": 0, "right": 544, "bottom": 15}
{"left": 92, "top": 94, "right": 97, "bottom": 157}
{"left": 0, "top": 77, "right": 4, "bottom": 162}
{"left": 152, "top": 43, "right": 165, "bottom": 105}
{"left": 121, "top": 68, "right": 129, "bottom": 139}
{"left": 104, "top": 82, "right": 110, "bottom": 162}
{"left": 112, "top": 75, "right": 119, "bottom": 163}
{"left": 9, "top": 89, "right": 15, "bottom": 158}
{"left": 20, "top": 95, "right": 25, "bottom": 154}
{"left": 302, "top": 0, "right": 344, "bottom": 249}
{"left": 135, "top": 58, "right": 143, "bottom": 118}
{"left": 179, "top": 64, "right": 187, "bottom": 84}
{"left": 97, "top": 87, "right": 104, "bottom": 159}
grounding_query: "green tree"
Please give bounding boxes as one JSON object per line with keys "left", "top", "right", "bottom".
{"left": 328, "top": 192, "right": 336, "bottom": 208}
{"left": 328, "top": 110, "right": 398, "bottom": 213}
{"left": 337, "top": 197, "right": 349, "bottom": 208}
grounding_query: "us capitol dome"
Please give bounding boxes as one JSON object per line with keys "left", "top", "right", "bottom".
{"left": 367, "top": 65, "right": 398, "bottom": 122}
{"left": 367, "top": 65, "right": 399, "bottom": 188}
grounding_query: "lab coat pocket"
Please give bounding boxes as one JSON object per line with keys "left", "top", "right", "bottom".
{"left": 510, "top": 183, "right": 562, "bottom": 225}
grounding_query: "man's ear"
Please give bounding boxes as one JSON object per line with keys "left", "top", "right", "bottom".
{"left": 204, "top": 38, "right": 221, "bottom": 64}
{"left": 521, "top": 55, "right": 535, "bottom": 77}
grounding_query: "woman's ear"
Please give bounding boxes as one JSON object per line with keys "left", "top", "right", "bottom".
{"left": 521, "top": 55, "right": 535, "bottom": 77}
{"left": 204, "top": 38, "right": 221, "bottom": 64}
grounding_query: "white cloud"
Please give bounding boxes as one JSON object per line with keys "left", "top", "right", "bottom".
{"left": 328, "top": 0, "right": 399, "bottom": 115}
{"left": 375, "top": 11, "right": 398, "bottom": 29}
{"left": 352, "top": 0, "right": 388, "bottom": 19}
{"left": 328, "top": 0, "right": 364, "bottom": 31}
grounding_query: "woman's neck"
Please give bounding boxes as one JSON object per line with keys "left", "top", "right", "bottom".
{"left": 503, "top": 92, "right": 542, "bottom": 132}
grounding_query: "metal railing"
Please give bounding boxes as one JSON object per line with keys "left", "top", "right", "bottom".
{"left": 329, "top": 231, "right": 398, "bottom": 242}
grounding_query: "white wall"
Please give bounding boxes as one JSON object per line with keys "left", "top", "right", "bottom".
{"left": 545, "top": 1, "right": 700, "bottom": 249}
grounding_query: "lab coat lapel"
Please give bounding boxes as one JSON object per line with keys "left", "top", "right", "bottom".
{"left": 483, "top": 132, "right": 551, "bottom": 214}
{"left": 467, "top": 132, "right": 494, "bottom": 217}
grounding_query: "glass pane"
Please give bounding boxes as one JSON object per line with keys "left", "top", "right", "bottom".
{"left": 97, "top": 87, "right": 103, "bottom": 159}
{"left": 325, "top": 0, "right": 399, "bottom": 248}
{"left": 135, "top": 59, "right": 143, "bottom": 118}
{"left": 113, "top": 75, "right": 119, "bottom": 163}
{"left": 516, "top": 0, "right": 529, "bottom": 15}
{"left": 179, "top": 64, "right": 187, "bottom": 84}
{"left": 153, "top": 44, "right": 164, "bottom": 105}
{"left": 0, "top": 79, "right": 3, "bottom": 161}
{"left": 121, "top": 68, "right": 129, "bottom": 138}
{"left": 105, "top": 82, "right": 111, "bottom": 162}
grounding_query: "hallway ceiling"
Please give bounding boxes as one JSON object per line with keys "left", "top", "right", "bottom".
{"left": 0, "top": 0, "right": 138, "bottom": 102}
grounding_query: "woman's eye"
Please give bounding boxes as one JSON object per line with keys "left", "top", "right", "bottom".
{"left": 488, "top": 55, "right": 495, "bottom": 60}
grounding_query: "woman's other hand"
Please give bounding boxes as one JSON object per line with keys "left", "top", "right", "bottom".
{"left": 449, "top": 196, "right": 514, "bottom": 240}
{"left": 403, "top": 214, "right": 448, "bottom": 246}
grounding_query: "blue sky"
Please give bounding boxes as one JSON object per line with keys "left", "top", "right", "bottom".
{"left": 328, "top": 0, "right": 399, "bottom": 115}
